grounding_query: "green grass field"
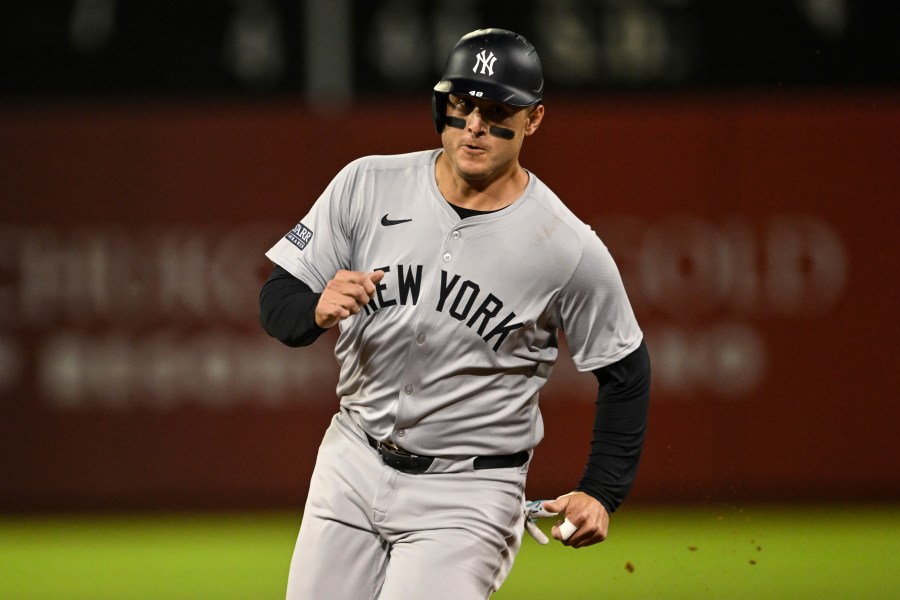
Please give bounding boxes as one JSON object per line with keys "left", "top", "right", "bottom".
{"left": 2, "top": 505, "right": 898, "bottom": 599}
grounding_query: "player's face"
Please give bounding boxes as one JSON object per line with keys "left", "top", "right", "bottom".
{"left": 441, "top": 94, "right": 543, "bottom": 183}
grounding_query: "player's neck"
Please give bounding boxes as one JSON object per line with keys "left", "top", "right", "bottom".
{"left": 436, "top": 155, "right": 528, "bottom": 212}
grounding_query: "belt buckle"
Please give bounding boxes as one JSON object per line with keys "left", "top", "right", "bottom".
{"left": 380, "top": 440, "right": 410, "bottom": 456}
{"left": 377, "top": 441, "right": 432, "bottom": 474}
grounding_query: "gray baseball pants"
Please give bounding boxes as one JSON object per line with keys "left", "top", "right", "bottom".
{"left": 285, "top": 409, "right": 530, "bottom": 599}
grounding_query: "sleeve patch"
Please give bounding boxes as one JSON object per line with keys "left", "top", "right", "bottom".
{"left": 285, "top": 222, "right": 314, "bottom": 250}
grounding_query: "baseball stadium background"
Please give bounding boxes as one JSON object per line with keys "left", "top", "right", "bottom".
{"left": 1, "top": 2, "right": 898, "bottom": 598}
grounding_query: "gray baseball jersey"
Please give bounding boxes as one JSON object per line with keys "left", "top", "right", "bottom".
{"left": 266, "top": 149, "right": 642, "bottom": 457}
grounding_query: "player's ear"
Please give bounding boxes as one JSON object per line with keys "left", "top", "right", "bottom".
{"left": 524, "top": 104, "right": 544, "bottom": 136}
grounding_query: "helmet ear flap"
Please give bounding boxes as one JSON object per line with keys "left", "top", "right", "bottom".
{"left": 432, "top": 91, "right": 448, "bottom": 134}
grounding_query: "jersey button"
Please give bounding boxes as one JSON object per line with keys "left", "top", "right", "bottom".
{"left": 396, "top": 429, "right": 405, "bottom": 438}
{"left": 451, "top": 231, "right": 461, "bottom": 240}
{"left": 404, "top": 384, "right": 414, "bottom": 395}
{"left": 443, "top": 252, "right": 452, "bottom": 262}
{"left": 416, "top": 333, "right": 426, "bottom": 344}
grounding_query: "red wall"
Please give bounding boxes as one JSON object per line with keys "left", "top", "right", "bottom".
{"left": 1, "top": 92, "right": 898, "bottom": 511}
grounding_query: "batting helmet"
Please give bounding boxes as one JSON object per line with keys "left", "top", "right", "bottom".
{"left": 432, "top": 28, "right": 544, "bottom": 134}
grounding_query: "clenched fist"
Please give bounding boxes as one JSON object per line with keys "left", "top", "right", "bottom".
{"left": 315, "top": 269, "right": 385, "bottom": 329}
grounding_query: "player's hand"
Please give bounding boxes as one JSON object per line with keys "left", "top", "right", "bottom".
{"left": 540, "top": 491, "right": 609, "bottom": 548}
{"left": 315, "top": 269, "right": 385, "bottom": 329}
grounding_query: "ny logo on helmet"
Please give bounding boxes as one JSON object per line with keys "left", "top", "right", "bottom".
{"left": 473, "top": 50, "right": 497, "bottom": 76}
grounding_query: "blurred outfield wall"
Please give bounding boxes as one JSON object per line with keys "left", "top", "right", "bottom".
{"left": 1, "top": 92, "right": 898, "bottom": 511}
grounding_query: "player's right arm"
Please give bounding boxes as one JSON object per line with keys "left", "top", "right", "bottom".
{"left": 259, "top": 265, "right": 384, "bottom": 346}
{"left": 315, "top": 268, "right": 385, "bottom": 328}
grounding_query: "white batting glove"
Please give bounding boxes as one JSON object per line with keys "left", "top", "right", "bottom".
{"left": 524, "top": 499, "right": 556, "bottom": 545}
{"left": 524, "top": 499, "right": 578, "bottom": 544}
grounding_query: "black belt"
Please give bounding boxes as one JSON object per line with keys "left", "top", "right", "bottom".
{"left": 365, "top": 433, "right": 528, "bottom": 475}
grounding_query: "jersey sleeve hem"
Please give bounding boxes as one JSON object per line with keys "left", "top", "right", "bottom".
{"left": 264, "top": 248, "right": 328, "bottom": 292}
{"left": 571, "top": 332, "right": 643, "bottom": 373}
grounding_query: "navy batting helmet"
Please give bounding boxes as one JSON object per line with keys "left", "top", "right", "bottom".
{"left": 432, "top": 28, "right": 544, "bottom": 134}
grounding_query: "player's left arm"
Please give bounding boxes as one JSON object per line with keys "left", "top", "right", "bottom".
{"left": 541, "top": 340, "right": 650, "bottom": 547}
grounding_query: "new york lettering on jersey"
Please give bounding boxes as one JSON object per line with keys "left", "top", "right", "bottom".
{"left": 361, "top": 265, "right": 525, "bottom": 352}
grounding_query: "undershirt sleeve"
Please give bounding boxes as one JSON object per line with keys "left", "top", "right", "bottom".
{"left": 576, "top": 340, "right": 651, "bottom": 513}
{"left": 258, "top": 264, "right": 328, "bottom": 347}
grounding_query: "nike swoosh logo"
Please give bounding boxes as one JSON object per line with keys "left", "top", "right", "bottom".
{"left": 381, "top": 214, "right": 412, "bottom": 226}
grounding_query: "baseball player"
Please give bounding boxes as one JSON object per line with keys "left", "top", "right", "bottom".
{"left": 259, "top": 28, "right": 650, "bottom": 599}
